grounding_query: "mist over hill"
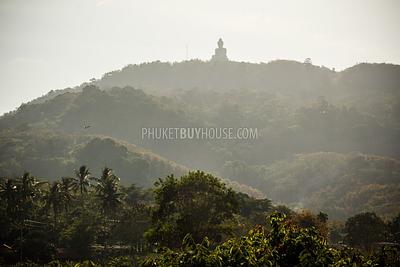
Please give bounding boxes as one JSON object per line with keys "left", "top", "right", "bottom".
{"left": 222, "top": 152, "right": 400, "bottom": 219}
{"left": 0, "top": 128, "right": 187, "bottom": 187}
{"left": 0, "top": 59, "right": 399, "bottom": 219}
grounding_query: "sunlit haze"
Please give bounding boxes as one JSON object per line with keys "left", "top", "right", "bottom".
{"left": 0, "top": 0, "right": 399, "bottom": 115}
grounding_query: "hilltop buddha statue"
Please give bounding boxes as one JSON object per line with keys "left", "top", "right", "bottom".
{"left": 211, "top": 38, "right": 229, "bottom": 62}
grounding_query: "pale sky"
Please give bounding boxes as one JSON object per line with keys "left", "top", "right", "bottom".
{"left": 0, "top": 0, "right": 399, "bottom": 115}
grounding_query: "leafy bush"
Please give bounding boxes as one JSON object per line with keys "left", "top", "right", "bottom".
{"left": 141, "top": 212, "right": 399, "bottom": 266}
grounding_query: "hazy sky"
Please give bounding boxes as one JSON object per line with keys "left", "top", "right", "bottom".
{"left": 0, "top": 0, "right": 399, "bottom": 115}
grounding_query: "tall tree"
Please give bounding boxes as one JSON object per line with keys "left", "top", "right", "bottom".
{"left": 72, "top": 166, "right": 92, "bottom": 195}
{"left": 146, "top": 171, "right": 239, "bottom": 247}
{"left": 18, "top": 172, "right": 39, "bottom": 201}
{"left": 60, "top": 177, "right": 75, "bottom": 212}
{"left": 95, "top": 167, "right": 124, "bottom": 217}
{"left": 0, "top": 178, "right": 17, "bottom": 216}
{"left": 345, "top": 212, "right": 386, "bottom": 251}
{"left": 16, "top": 172, "right": 42, "bottom": 219}
{"left": 44, "top": 181, "right": 63, "bottom": 225}
{"left": 388, "top": 213, "right": 400, "bottom": 243}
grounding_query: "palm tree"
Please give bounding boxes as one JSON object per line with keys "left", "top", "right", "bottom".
{"left": 72, "top": 166, "right": 92, "bottom": 195}
{"left": 95, "top": 167, "right": 125, "bottom": 250}
{"left": 18, "top": 172, "right": 39, "bottom": 201}
{"left": 17, "top": 172, "right": 43, "bottom": 218}
{"left": 95, "top": 167, "right": 124, "bottom": 217}
{"left": 60, "top": 177, "right": 74, "bottom": 211}
{"left": 0, "top": 178, "right": 17, "bottom": 216}
{"left": 44, "top": 182, "right": 63, "bottom": 225}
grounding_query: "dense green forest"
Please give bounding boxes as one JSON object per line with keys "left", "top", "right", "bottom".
{"left": 1, "top": 60, "right": 400, "bottom": 264}
{"left": 1, "top": 170, "right": 399, "bottom": 266}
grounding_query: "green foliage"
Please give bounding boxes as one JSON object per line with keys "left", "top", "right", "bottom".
{"left": 7, "top": 257, "right": 135, "bottom": 266}
{"left": 0, "top": 168, "right": 153, "bottom": 264}
{"left": 73, "top": 166, "right": 92, "bottom": 195}
{"left": 1, "top": 170, "right": 399, "bottom": 266}
{"left": 236, "top": 192, "right": 272, "bottom": 227}
{"left": 145, "top": 171, "right": 239, "bottom": 247}
{"left": 290, "top": 209, "right": 329, "bottom": 238}
{"left": 388, "top": 213, "right": 400, "bottom": 243}
{"left": 345, "top": 212, "right": 387, "bottom": 251}
{"left": 94, "top": 167, "right": 124, "bottom": 216}
{"left": 141, "top": 212, "right": 395, "bottom": 267}
{"left": 59, "top": 208, "right": 100, "bottom": 258}
{"left": 224, "top": 152, "right": 400, "bottom": 219}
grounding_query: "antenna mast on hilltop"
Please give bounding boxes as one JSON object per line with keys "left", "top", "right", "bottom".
{"left": 185, "top": 44, "right": 189, "bottom": 61}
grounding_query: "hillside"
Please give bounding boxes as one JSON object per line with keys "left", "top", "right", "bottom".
{"left": 0, "top": 127, "right": 264, "bottom": 198}
{"left": 222, "top": 152, "right": 400, "bottom": 219}
{"left": 1, "top": 83, "right": 399, "bottom": 170}
{"left": 0, "top": 60, "right": 399, "bottom": 219}
{"left": 25, "top": 61, "right": 400, "bottom": 117}
{"left": 95, "top": 61, "right": 400, "bottom": 118}
{"left": 0, "top": 128, "right": 187, "bottom": 187}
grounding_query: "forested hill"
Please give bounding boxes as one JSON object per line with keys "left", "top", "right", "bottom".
{"left": 0, "top": 128, "right": 187, "bottom": 187}
{"left": 2, "top": 82, "right": 398, "bottom": 169}
{"left": 0, "top": 60, "right": 399, "bottom": 219}
{"left": 0, "top": 128, "right": 264, "bottom": 198}
{"left": 21, "top": 61, "right": 400, "bottom": 149}
{"left": 97, "top": 60, "right": 334, "bottom": 93}
{"left": 95, "top": 60, "right": 400, "bottom": 94}
{"left": 222, "top": 152, "right": 400, "bottom": 219}
{"left": 25, "top": 61, "right": 400, "bottom": 113}
{"left": 95, "top": 61, "right": 399, "bottom": 114}
{"left": 93, "top": 61, "right": 400, "bottom": 128}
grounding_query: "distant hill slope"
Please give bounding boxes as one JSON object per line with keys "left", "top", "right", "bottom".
{"left": 23, "top": 61, "right": 400, "bottom": 112}
{"left": 94, "top": 61, "right": 400, "bottom": 110}
{"left": 0, "top": 128, "right": 265, "bottom": 198}
{"left": 0, "top": 128, "right": 187, "bottom": 187}
{"left": 2, "top": 82, "right": 398, "bottom": 170}
{"left": 222, "top": 152, "right": 400, "bottom": 219}
{"left": 19, "top": 60, "right": 399, "bottom": 133}
{"left": 0, "top": 85, "right": 218, "bottom": 170}
{"left": 96, "top": 60, "right": 334, "bottom": 94}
